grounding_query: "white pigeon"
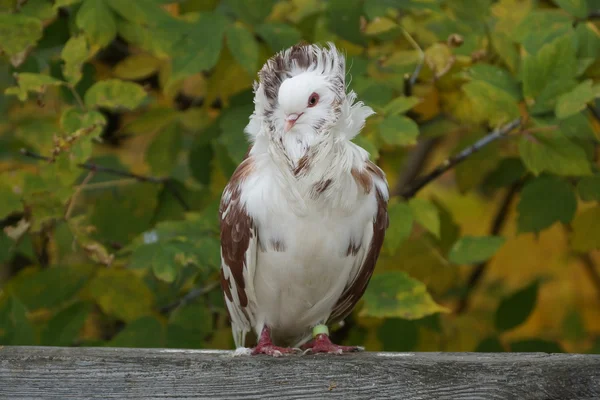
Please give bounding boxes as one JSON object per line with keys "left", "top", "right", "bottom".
{"left": 219, "top": 42, "right": 389, "bottom": 356}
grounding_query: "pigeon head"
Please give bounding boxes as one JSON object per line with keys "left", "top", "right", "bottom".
{"left": 250, "top": 42, "right": 347, "bottom": 137}
{"left": 277, "top": 72, "right": 333, "bottom": 134}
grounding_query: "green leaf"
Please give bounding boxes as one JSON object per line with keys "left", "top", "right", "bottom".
{"left": 104, "top": 0, "right": 171, "bottom": 26}
{"left": 170, "top": 13, "right": 227, "bottom": 82}
{"left": 60, "top": 108, "right": 106, "bottom": 137}
{"left": 361, "top": 271, "right": 449, "bottom": 319}
{"left": 41, "top": 302, "right": 92, "bottom": 346}
{"left": 0, "top": 182, "right": 21, "bottom": 219}
{"left": 495, "top": 281, "right": 539, "bottom": 332}
{"left": 514, "top": 11, "right": 574, "bottom": 54}
{"left": 0, "top": 14, "right": 43, "bottom": 57}
{"left": 448, "top": 235, "right": 506, "bottom": 265}
{"left": 522, "top": 34, "right": 578, "bottom": 109}
{"left": 483, "top": 157, "right": 527, "bottom": 190}
{"left": 76, "top": 0, "right": 117, "bottom": 49}
{"left": 123, "top": 107, "right": 179, "bottom": 136}
{"left": 113, "top": 53, "right": 162, "bottom": 80}
{"left": 189, "top": 142, "right": 214, "bottom": 186}
{"left": 20, "top": 1, "right": 56, "bottom": 20}
{"left": 146, "top": 122, "right": 182, "bottom": 176}
{"left": 61, "top": 35, "right": 89, "bottom": 86}
{"left": 89, "top": 184, "right": 159, "bottom": 244}
{"left": 379, "top": 115, "right": 420, "bottom": 146}
{"left": 87, "top": 269, "right": 154, "bottom": 322}
{"left": 518, "top": 134, "right": 592, "bottom": 177}
{"left": 0, "top": 296, "right": 36, "bottom": 345}
{"left": 384, "top": 202, "right": 413, "bottom": 254}
{"left": 558, "top": 112, "right": 597, "bottom": 140}
{"left": 109, "top": 316, "right": 164, "bottom": 348}
{"left": 217, "top": 104, "right": 254, "bottom": 164}
{"left": 130, "top": 240, "right": 199, "bottom": 283}
{"left": 166, "top": 300, "right": 213, "bottom": 348}
{"left": 5, "top": 265, "right": 94, "bottom": 310}
{"left": 226, "top": 23, "right": 259, "bottom": 77}
{"left": 224, "top": 0, "right": 274, "bottom": 25}
{"left": 571, "top": 206, "right": 600, "bottom": 252}
{"left": 517, "top": 175, "right": 577, "bottom": 233}
{"left": 5, "top": 73, "right": 64, "bottom": 102}
{"left": 59, "top": 108, "right": 107, "bottom": 163}
{"left": 326, "top": 0, "right": 365, "bottom": 45}
{"left": 381, "top": 96, "right": 421, "bottom": 116}
{"left": 462, "top": 64, "right": 521, "bottom": 99}
{"left": 408, "top": 198, "right": 440, "bottom": 238}
{"left": 491, "top": 32, "right": 519, "bottom": 73}
{"left": 578, "top": 175, "right": 600, "bottom": 202}
{"left": 84, "top": 79, "right": 147, "bottom": 110}
{"left": 555, "top": 80, "right": 595, "bottom": 119}
{"left": 553, "top": 0, "right": 589, "bottom": 18}
{"left": 462, "top": 80, "right": 520, "bottom": 126}
{"left": 255, "top": 23, "right": 302, "bottom": 53}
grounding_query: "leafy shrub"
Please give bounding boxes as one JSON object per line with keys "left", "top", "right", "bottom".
{"left": 0, "top": 0, "right": 599, "bottom": 352}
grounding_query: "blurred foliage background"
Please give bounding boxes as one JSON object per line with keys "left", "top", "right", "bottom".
{"left": 1, "top": 0, "right": 600, "bottom": 354}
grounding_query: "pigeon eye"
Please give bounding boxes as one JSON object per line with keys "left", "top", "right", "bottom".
{"left": 307, "top": 92, "right": 319, "bottom": 107}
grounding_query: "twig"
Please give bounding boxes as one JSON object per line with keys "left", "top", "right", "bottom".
{"left": 65, "top": 170, "right": 95, "bottom": 219}
{"left": 455, "top": 181, "right": 523, "bottom": 313}
{"left": 78, "top": 178, "right": 138, "bottom": 191}
{"left": 588, "top": 105, "right": 600, "bottom": 123}
{"left": 400, "top": 118, "right": 522, "bottom": 199}
{"left": 588, "top": 10, "right": 600, "bottom": 20}
{"left": 160, "top": 281, "right": 220, "bottom": 314}
{"left": 401, "top": 28, "right": 425, "bottom": 97}
{"left": 20, "top": 149, "right": 190, "bottom": 211}
{"left": 392, "top": 136, "right": 440, "bottom": 197}
{"left": 67, "top": 84, "right": 86, "bottom": 111}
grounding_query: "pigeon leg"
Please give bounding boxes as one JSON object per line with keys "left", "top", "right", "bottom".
{"left": 302, "top": 324, "right": 363, "bottom": 354}
{"left": 251, "top": 326, "right": 298, "bottom": 357}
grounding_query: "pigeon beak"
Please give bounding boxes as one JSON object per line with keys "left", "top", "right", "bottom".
{"left": 284, "top": 113, "right": 302, "bottom": 132}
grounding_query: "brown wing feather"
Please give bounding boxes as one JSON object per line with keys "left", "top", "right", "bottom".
{"left": 328, "top": 165, "right": 389, "bottom": 324}
{"left": 219, "top": 157, "right": 256, "bottom": 346}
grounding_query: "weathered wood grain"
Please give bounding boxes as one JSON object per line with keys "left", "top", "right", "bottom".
{"left": 0, "top": 346, "right": 599, "bottom": 399}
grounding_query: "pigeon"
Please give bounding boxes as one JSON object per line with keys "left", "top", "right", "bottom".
{"left": 219, "top": 42, "right": 389, "bottom": 356}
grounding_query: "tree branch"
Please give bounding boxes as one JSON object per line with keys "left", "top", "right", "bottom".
{"left": 392, "top": 136, "right": 440, "bottom": 197}
{"left": 455, "top": 181, "right": 523, "bottom": 313}
{"left": 588, "top": 104, "right": 600, "bottom": 123}
{"left": 20, "top": 149, "right": 190, "bottom": 211}
{"left": 159, "top": 281, "right": 220, "bottom": 314}
{"left": 588, "top": 10, "right": 600, "bottom": 20}
{"left": 400, "top": 118, "right": 522, "bottom": 199}
{"left": 65, "top": 170, "right": 95, "bottom": 220}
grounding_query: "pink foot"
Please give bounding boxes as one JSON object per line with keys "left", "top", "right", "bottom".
{"left": 302, "top": 333, "right": 364, "bottom": 354}
{"left": 252, "top": 345, "right": 298, "bottom": 357}
{"left": 251, "top": 326, "right": 299, "bottom": 357}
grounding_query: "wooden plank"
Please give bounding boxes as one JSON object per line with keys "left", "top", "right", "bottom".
{"left": 0, "top": 346, "right": 599, "bottom": 399}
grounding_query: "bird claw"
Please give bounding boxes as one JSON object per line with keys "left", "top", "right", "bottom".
{"left": 251, "top": 345, "right": 300, "bottom": 357}
{"left": 301, "top": 334, "right": 364, "bottom": 354}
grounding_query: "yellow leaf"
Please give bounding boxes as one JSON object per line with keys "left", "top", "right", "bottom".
{"left": 365, "top": 17, "right": 397, "bottom": 36}
{"left": 571, "top": 206, "right": 600, "bottom": 252}
{"left": 113, "top": 53, "right": 162, "bottom": 80}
